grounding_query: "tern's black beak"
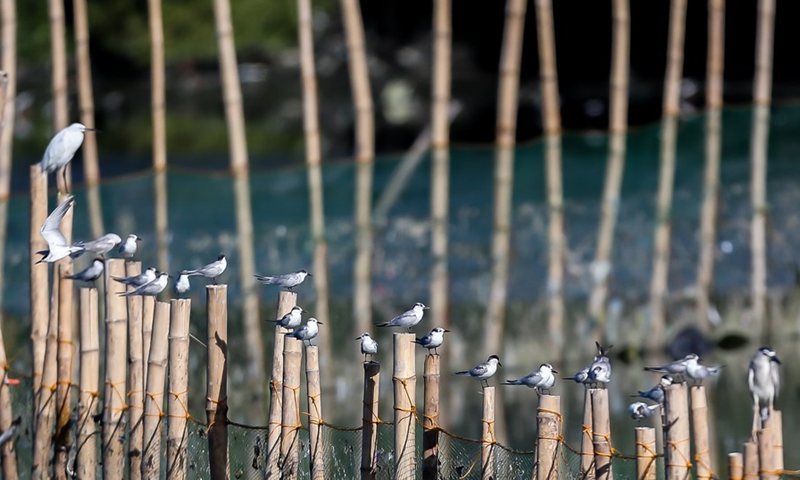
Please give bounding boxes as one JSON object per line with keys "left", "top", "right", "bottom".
{"left": 551, "top": 368, "right": 559, "bottom": 374}
{"left": 772, "top": 355, "right": 782, "bottom": 365}
{"left": 443, "top": 329, "right": 451, "bottom": 333}
{"left": 307, "top": 272, "right": 313, "bottom": 276}
{"left": 84, "top": 128, "right": 100, "bottom": 132}
{"left": 315, "top": 320, "right": 323, "bottom": 325}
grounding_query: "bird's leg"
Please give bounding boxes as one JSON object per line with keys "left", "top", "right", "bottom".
{"left": 213, "top": 277, "right": 218, "bottom": 285}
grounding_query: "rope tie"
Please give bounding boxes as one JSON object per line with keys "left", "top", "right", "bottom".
{"left": 537, "top": 407, "right": 563, "bottom": 420}
{"left": 693, "top": 450, "right": 717, "bottom": 479}
{"left": 422, "top": 412, "right": 441, "bottom": 429}
{"left": 482, "top": 418, "right": 496, "bottom": 444}
{"left": 635, "top": 441, "right": 658, "bottom": 457}
{"left": 666, "top": 437, "right": 693, "bottom": 469}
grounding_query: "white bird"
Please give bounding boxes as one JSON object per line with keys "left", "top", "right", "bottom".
{"left": 456, "top": 355, "right": 502, "bottom": 388}
{"left": 118, "top": 234, "right": 141, "bottom": 259}
{"left": 73, "top": 233, "right": 122, "bottom": 258}
{"left": 36, "top": 195, "right": 84, "bottom": 263}
{"left": 285, "top": 318, "right": 321, "bottom": 346}
{"left": 748, "top": 346, "right": 781, "bottom": 428}
{"left": 39, "top": 122, "right": 97, "bottom": 187}
{"left": 120, "top": 271, "right": 169, "bottom": 297}
{"left": 269, "top": 306, "right": 305, "bottom": 331}
{"left": 631, "top": 375, "right": 673, "bottom": 404}
{"left": 65, "top": 258, "right": 104, "bottom": 283}
{"left": 564, "top": 366, "right": 592, "bottom": 387}
{"left": 375, "top": 302, "right": 429, "bottom": 331}
{"left": 182, "top": 254, "right": 227, "bottom": 284}
{"left": 113, "top": 266, "right": 157, "bottom": 287}
{"left": 254, "top": 270, "right": 311, "bottom": 291}
{"left": 588, "top": 342, "right": 613, "bottom": 387}
{"left": 356, "top": 332, "right": 378, "bottom": 362}
{"left": 174, "top": 273, "right": 190, "bottom": 295}
{"left": 685, "top": 356, "right": 724, "bottom": 385}
{"left": 628, "top": 402, "right": 660, "bottom": 421}
{"left": 644, "top": 354, "right": 697, "bottom": 381}
{"left": 413, "top": 327, "right": 450, "bottom": 354}
{"left": 503, "top": 363, "right": 558, "bottom": 394}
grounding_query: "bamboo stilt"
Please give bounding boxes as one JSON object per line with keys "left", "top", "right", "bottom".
{"left": 664, "top": 383, "right": 690, "bottom": 480}
{"left": 306, "top": 345, "right": 324, "bottom": 480}
{"left": 280, "top": 333, "right": 302, "bottom": 479}
{"left": 393, "top": 333, "right": 416, "bottom": 477}
{"left": 743, "top": 441, "right": 758, "bottom": 480}
{"left": 340, "top": 0, "right": 375, "bottom": 335}
{"left": 757, "top": 426, "right": 776, "bottom": 480}
{"left": 142, "top": 301, "right": 170, "bottom": 480}
{"left": 154, "top": 171, "right": 169, "bottom": 272}
{"left": 481, "top": 386, "right": 496, "bottom": 480}
{"left": 581, "top": 389, "right": 595, "bottom": 479}
{"left": 55, "top": 265, "right": 74, "bottom": 478}
{"left": 72, "top": 0, "right": 100, "bottom": 192}
{"left": 484, "top": 0, "right": 527, "bottom": 356}
{"left": 148, "top": 0, "right": 166, "bottom": 172}
{"left": 536, "top": 395, "right": 561, "bottom": 480}
{"left": 635, "top": 427, "right": 657, "bottom": 480}
{"left": 729, "top": 452, "right": 743, "bottom": 480}
{"left": 422, "top": 354, "right": 440, "bottom": 480}
{"left": 697, "top": 0, "right": 725, "bottom": 328}
{"left": 691, "top": 386, "right": 712, "bottom": 479}
{"left": 167, "top": 299, "right": 191, "bottom": 479}
{"left": 103, "top": 259, "right": 127, "bottom": 480}
{"left": 298, "top": 0, "right": 331, "bottom": 373}
{"left": 649, "top": 0, "right": 687, "bottom": 347}
{"left": 48, "top": 0, "right": 69, "bottom": 194}
{"left": 0, "top": 312, "right": 18, "bottom": 479}
{"left": 0, "top": 0, "right": 17, "bottom": 201}
{"left": 267, "top": 291, "right": 296, "bottom": 477}
{"left": 77, "top": 288, "right": 99, "bottom": 480}
{"left": 206, "top": 285, "right": 229, "bottom": 480}
{"left": 125, "top": 262, "right": 144, "bottom": 480}
{"left": 360, "top": 361, "right": 380, "bottom": 480}
{"left": 30, "top": 168, "right": 48, "bottom": 396}
{"left": 32, "top": 265, "right": 59, "bottom": 480}
{"left": 591, "top": 388, "right": 613, "bottom": 480}
{"left": 142, "top": 296, "right": 155, "bottom": 381}
{"left": 772, "top": 411, "right": 782, "bottom": 473}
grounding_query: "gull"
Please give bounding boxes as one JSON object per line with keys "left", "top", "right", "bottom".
{"left": 254, "top": 270, "right": 311, "bottom": 291}
{"left": 72, "top": 233, "right": 122, "bottom": 258}
{"left": 65, "top": 258, "right": 104, "bottom": 283}
{"left": 644, "top": 353, "right": 696, "bottom": 382}
{"left": 375, "top": 302, "right": 429, "bottom": 331}
{"left": 356, "top": 332, "right": 378, "bottom": 362}
{"left": 268, "top": 305, "right": 305, "bottom": 331}
{"left": 118, "top": 234, "right": 141, "bottom": 259}
{"left": 182, "top": 254, "right": 227, "bottom": 284}
{"left": 631, "top": 375, "right": 673, "bottom": 404}
{"left": 456, "top": 355, "right": 502, "bottom": 388}
{"left": 628, "top": 402, "right": 660, "bottom": 421}
{"left": 685, "top": 356, "right": 724, "bottom": 385}
{"left": 113, "top": 266, "right": 157, "bottom": 287}
{"left": 502, "top": 363, "right": 558, "bottom": 395}
{"left": 748, "top": 346, "right": 781, "bottom": 429}
{"left": 119, "top": 271, "right": 169, "bottom": 297}
{"left": 413, "top": 327, "right": 449, "bottom": 354}
{"left": 174, "top": 273, "right": 190, "bottom": 295}
{"left": 36, "top": 195, "right": 84, "bottom": 263}
{"left": 39, "top": 122, "right": 97, "bottom": 187}
{"left": 285, "top": 318, "right": 322, "bottom": 346}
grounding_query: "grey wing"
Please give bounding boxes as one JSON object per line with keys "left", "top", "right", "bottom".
{"left": 747, "top": 362, "right": 755, "bottom": 393}
{"left": 417, "top": 333, "right": 432, "bottom": 345}
{"left": 391, "top": 310, "right": 415, "bottom": 325}
{"left": 522, "top": 371, "right": 543, "bottom": 386}
{"left": 771, "top": 363, "right": 780, "bottom": 399}
{"left": 470, "top": 362, "right": 490, "bottom": 377}
{"left": 41, "top": 196, "right": 74, "bottom": 247}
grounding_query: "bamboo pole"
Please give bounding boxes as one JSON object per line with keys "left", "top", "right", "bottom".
{"left": 0, "top": 74, "right": 10, "bottom": 358}
{"left": 340, "top": 0, "right": 375, "bottom": 335}
{"left": 691, "top": 386, "right": 712, "bottom": 479}
{"left": 581, "top": 389, "right": 596, "bottom": 479}
{"left": 484, "top": 0, "right": 527, "bottom": 356}
{"left": 298, "top": 0, "right": 331, "bottom": 367}
{"left": 360, "top": 361, "right": 380, "bottom": 480}
{"left": 534, "top": 0, "right": 565, "bottom": 350}
{"left": 536, "top": 394, "right": 561, "bottom": 480}
{"left": 429, "top": 0, "right": 452, "bottom": 340}
{"left": 32, "top": 265, "right": 59, "bottom": 480}
{"left": 103, "top": 259, "right": 127, "bottom": 480}
{"left": 588, "top": 0, "right": 629, "bottom": 334}
{"left": 664, "top": 383, "right": 690, "bottom": 480}
{"left": 393, "top": 333, "right": 416, "bottom": 477}
{"left": 55, "top": 265, "right": 74, "bottom": 479}
{"left": 729, "top": 452, "right": 743, "bottom": 480}
{"left": 696, "top": 0, "right": 725, "bottom": 329}
{"left": 0, "top": 314, "right": 18, "bottom": 479}
{"left": 154, "top": 171, "right": 169, "bottom": 272}
{"left": 167, "top": 299, "right": 191, "bottom": 479}
{"left": 142, "top": 296, "right": 155, "bottom": 382}
{"left": 591, "top": 388, "right": 613, "bottom": 480}
{"left": 306, "top": 345, "right": 324, "bottom": 480}
{"left": 649, "top": 0, "right": 687, "bottom": 347}
{"left": 267, "top": 291, "right": 296, "bottom": 477}
{"left": 0, "top": 0, "right": 17, "bottom": 201}
{"left": 206, "top": 285, "right": 229, "bottom": 480}
{"left": 142, "top": 301, "right": 170, "bottom": 480}
{"left": 30, "top": 167, "right": 48, "bottom": 408}
{"left": 77, "top": 287, "right": 99, "bottom": 480}
{"left": 772, "top": 411, "right": 782, "bottom": 473}
{"left": 757, "top": 427, "right": 776, "bottom": 480}
{"left": 422, "top": 354, "right": 440, "bottom": 480}
{"left": 481, "top": 386, "right": 496, "bottom": 480}
{"left": 635, "top": 427, "right": 657, "bottom": 480}
{"left": 126, "top": 262, "right": 144, "bottom": 480}
{"left": 148, "top": 0, "right": 166, "bottom": 172}
{"left": 280, "top": 332, "right": 303, "bottom": 479}
{"left": 743, "top": 441, "right": 758, "bottom": 480}
{"left": 48, "top": 0, "right": 69, "bottom": 194}
{"left": 750, "top": 0, "right": 775, "bottom": 329}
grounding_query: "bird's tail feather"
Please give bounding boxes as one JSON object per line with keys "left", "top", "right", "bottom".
{"left": 643, "top": 367, "right": 662, "bottom": 373}
{"left": 375, "top": 323, "right": 390, "bottom": 328}
{"left": 254, "top": 275, "right": 274, "bottom": 283}
{"left": 502, "top": 380, "right": 521, "bottom": 385}
{"left": 455, "top": 371, "right": 469, "bottom": 375}
{"left": 35, "top": 250, "right": 49, "bottom": 264}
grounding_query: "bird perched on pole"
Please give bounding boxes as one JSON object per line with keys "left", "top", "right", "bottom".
{"left": 254, "top": 269, "right": 311, "bottom": 291}
{"left": 356, "top": 332, "right": 378, "bottom": 362}
{"left": 413, "top": 327, "right": 449, "bottom": 355}
{"left": 375, "top": 302, "right": 429, "bottom": 331}
{"left": 748, "top": 346, "right": 781, "bottom": 429}
{"left": 456, "top": 355, "right": 502, "bottom": 388}
{"left": 502, "top": 363, "right": 558, "bottom": 395}
{"left": 118, "top": 234, "right": 141, "bottom": 259}
{"left": 65, "top": 258, "right": 104, "bottom": 284}
{"left": 182, "top": 254, "right": 227, "bottom": 284}
{"left": 39, "top": 123, "right": 97, "bottom": 189}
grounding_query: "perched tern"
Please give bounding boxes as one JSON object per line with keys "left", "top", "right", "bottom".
{"left": 685, "top": 356, "right": 723, "bottom": 385}
{"left": 631, "top": 375, "right": 673, "bottom": 404}
{"left": 118, "top": 234, "right": 141, "bottom": 259}
{"left": 174, "top": 273, "right": 190, "bottom": 295}
{"left": 119, "top": 271, "right": 169, "bottom": 297}
{"left": 413, "top": 327, "right": 449, "bottom": 354}
{"left": 114, "top": 266, "right": 157, "bottom": 287}
{"left": 502, "top": 363, "right": 557, "bottom": 395}
{"left": 65, "top": 258, "right": 104, "bottom": 283}
{"left": 254, "top": 270, "right": 311, "bottom": 291}
{"left": 375, "top": 302, "right": 429, "bottom": 331}
{"left": 628, "top": 402, "right": 660, "bottom": 421}
{"left": 456, "top": 355, "right": 502, "bottom": 388}
{"left": 73, "top": 233, "right": 122, "bottom": 258}
{"left": 182, "top": 254, "right": 227, "bottom": 284}
{"left": 285, "top": 318, "right": 321, "bottom": 346}
{"left": 356, "top": 332, "right": 378, "bottom": 362}
{"left": 36, "top": 195, "right": 84, "bottom": 263}
{"left": 588, "top": 342, "right": 613, "bottom": 387}
{"left": 644, "top": 354, "right": 696, "bottom": 381}
{"left": 269, "top": 306, "right": 305, "bottom": 331}
{"left": 564, "top": 367, "right": 592, "bottom": 387}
